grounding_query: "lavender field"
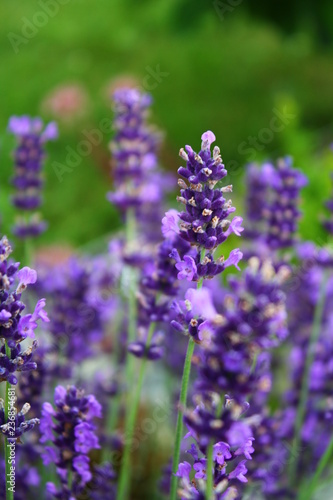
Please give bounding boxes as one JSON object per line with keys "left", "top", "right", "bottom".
{"left": 1, "top": 1, "right": 333, "bottom": 499}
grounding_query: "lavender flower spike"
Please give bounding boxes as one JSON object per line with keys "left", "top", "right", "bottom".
{"left": 175, "top": 130, "right": 244, "bottom": 281}
{"left": 8, "top": 115, "right": 58, "bottom": 239}
{"left": 40, "top": 385, "right": 102, "bottom": 498}
{"left": 0, "top": 236, "right": 48, "bottom": 385}
{"left": 107, "top": 87, "right": 160, "bottom": 213}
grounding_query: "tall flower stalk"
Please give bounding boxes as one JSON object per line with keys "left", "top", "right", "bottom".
{"left": 108, "top": 87, "right": 166, "bottom": 499}
{"left": 40, "top": 385, "right": 102, "bottom": 498}
{"left": 169, "top": 131, "right": 244, "bottom": 499}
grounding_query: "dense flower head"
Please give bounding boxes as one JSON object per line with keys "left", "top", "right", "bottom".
{"left": 0, "top": 236, "right": 48, "bottom": 384}
{"left": 175, "top": 395, "right": 254, "bottom": 499}
{"left": 196, "top": 258, "right": 289, "bottom": 407}
{"left": 8, "top": 115, "right": 58, "bottom": 239}
{"left": 245, "top": 157, "right": 308, "bottom": 250}
{"left": 263, "top": 157, "right": 308, "bottom": 249}
{"left": 107, "top": 87, "right": 161, "bottom": 211}
{"left": 174, "top": 131, "right": 243, "bottom": 281}
{"left": 89, "top": 463, "right": 117, "bottom": 500}
{"left": 38, "top": 257, "right": 107, "bottom": 363}
{"left": 107, "top": 87, "right": 171, "bottom": 270}
{"left": 40, "top": 385, "right": 102, "bottom": 498}
{"left": 244, "top": 163, "right": 271, "bottom": 240}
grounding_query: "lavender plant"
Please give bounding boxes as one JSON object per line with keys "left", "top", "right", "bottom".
{"left": 169, "top": 131, "right": 244, "bottom": 500}
{"left": 245, "top": 157, "right": 308, "bottom": 251}
{"left": 8, "top": 116, "right": 58, "bottom": 244}
{"left": 0, "top": 236, "right": 49, "bottom": 499}
{"left": 40, "top": 385, "right": 102, "bottom": 499}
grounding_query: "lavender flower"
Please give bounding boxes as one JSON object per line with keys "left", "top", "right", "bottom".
{"left": 244, "top": 163, "right": 270, "bottom": 240}
{"left": 89, "top": 463, "right": 117, "bottom": 500}
{"left": 107, "top": 87, "right": 174, "bottom": 275}
{"left": 174, "top": 131, "right": 244, "bottom": 281}
{"left": 196, "top": 258, "right": 289, "bottom": 410}
{"left": 174, "top": 395, "right": 254, "bottom": 499}
{"left": 40, "top": 385, "right": 102, "bottom": 498}
{"left": 170, "top": 131, "right": 245, "bottom": 500}
{"left": 0, "top": 236, "right": 48, "bottom": 384}
{"left": 107, "top": 87, "right": 158, "bottom": 206}
{"left": 8, "top": 116, "right": 58, "bottom": 239}
{"left": 38, "top": 257, "right": 105, "bottom": 363}
{"left": 245, "top": 158, "right": 308, "bottom": 251}
{"left": 263, "top": 157, "right": 308, "bottom": 249}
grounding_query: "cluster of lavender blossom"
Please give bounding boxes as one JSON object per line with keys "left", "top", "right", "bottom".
{"left": 0, "top": 91, "right": 332, "bottom": 500}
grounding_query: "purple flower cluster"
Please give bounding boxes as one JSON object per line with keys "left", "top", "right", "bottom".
{"left": 245, "top": 157, "right": 308, "bottom": 250}
{"left": 8, "top": 116, "right": 58, "bottom": 239}
{"left": 38, "top": 258, "right": 106, "bottom": 363}
{"left": 171, "top": 131, "right": 243, "bottom": 282}
{"left": 196, "top": 259, "right": 289, "bottom": 409}
{"left": 40, "top": 385, "right": 102, "bottom": 498}
{"left": 244, "top": 162, "right": 270, "bottom": 240}
{"left": 176, "top": 395, "right": 254, "bottom": 499}
{"left": 89, "top": 463, "right": 117, "bottom": 500}
{"left": 107, "top": 88, "right": 159, "bottom": 205}
{"left": 0, "top": 236, "right": 49, "bottom": 384}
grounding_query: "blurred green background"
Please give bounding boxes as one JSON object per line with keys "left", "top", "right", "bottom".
{"left": 1, "top": 0, "right": 333, "bottom": 251}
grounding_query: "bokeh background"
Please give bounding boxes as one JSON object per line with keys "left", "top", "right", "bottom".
{"left": 1, "top": 0, "right": 333, "bottom": 252}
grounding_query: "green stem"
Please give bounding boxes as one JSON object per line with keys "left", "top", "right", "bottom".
{"left": 5, "top": 343, "right": 14, "bottom": 500}
{"left": 124, "top": 208, "right": 138, "bottom": 348}
{"left": 115, "top": 208, "right": 139, "bottom": 498}
{"left": 300, "top": 435, "right": 333, "bottom": 500}
{"left": 67, "top": 467, "right": 73, "bottom": 493}
{"left": 170, "top": 338, "right": 196, "bottom": 500}
{"left": 288, "top": 272, "right": 329, "bottom": 487}
{"left": 116, "top": 322, "right": 156, "bottom": 500}
{"left": 102, "top": 311, "right": 125, "bottom": 461}
{"left": 170, "top": 261, "right": 205, "bottom": 500}
{"left": 205, "top": 442, "right": 214, "bottom": 500}
{"left": 205, "top": 391, "right": 224, "bottom": 500}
